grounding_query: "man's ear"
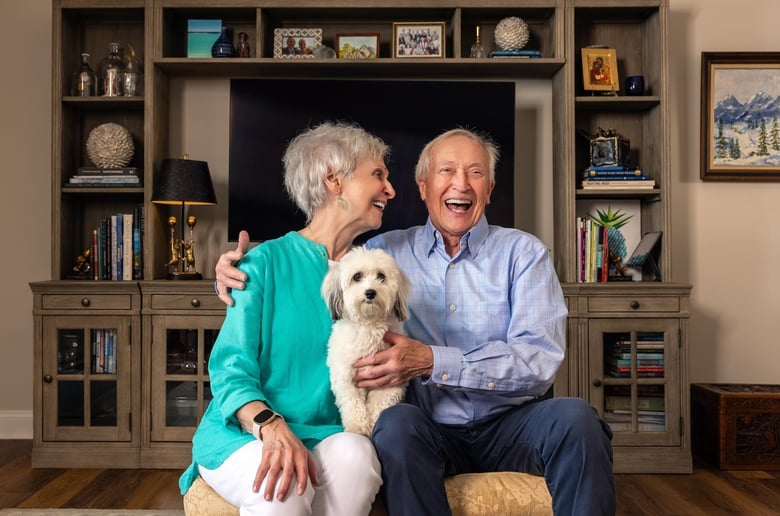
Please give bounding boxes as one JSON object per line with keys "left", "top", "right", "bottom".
{"left": 418, "top": 179, "right": 426, "bottom": 201}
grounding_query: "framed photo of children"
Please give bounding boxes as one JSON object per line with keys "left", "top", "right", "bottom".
{"left": 581, "top": 47, "right": 619, "bottom": 93}
{"left": 273, "top": 28, "right": 322, "bottom": 58}
{"left": 393, "top": 22, "right": 445, "bottom": 58}
{"left": 701, "top": 52, "right": 780, "bottom": 181}
{"left": 336, "top": 33, "right": 380, "bottom": 59}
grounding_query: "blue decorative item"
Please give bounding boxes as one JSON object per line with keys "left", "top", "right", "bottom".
{"left": 211, "top": 27, "right": 235, "bottom": 58}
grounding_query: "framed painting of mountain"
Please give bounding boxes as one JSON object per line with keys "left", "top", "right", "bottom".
{"left": 701, "top": 52, "right": 780, "bottom": 181}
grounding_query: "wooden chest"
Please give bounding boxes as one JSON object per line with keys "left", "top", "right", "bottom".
{"left": 691, "top": 383, "right": 780, "bottom": 470}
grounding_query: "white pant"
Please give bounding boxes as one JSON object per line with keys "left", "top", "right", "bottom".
{"left": 199, "top": 432, "right": 382, "bottom": 516}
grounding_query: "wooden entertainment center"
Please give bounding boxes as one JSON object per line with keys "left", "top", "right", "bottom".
{"left": 31, "top": 0, "right": 691, "bottom": 473}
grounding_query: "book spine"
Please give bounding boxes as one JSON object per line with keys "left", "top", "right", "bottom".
{"left": 123, "top": 213, "right": 133, "bottom": 280}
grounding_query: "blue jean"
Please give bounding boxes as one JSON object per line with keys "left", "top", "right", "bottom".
{"left": 372, "top": 397, "right": 615, "bottom": 516}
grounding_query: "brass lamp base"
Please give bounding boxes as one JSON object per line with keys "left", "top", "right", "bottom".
{"left": 168, "top": 271, "right": 203, "bottom": 280}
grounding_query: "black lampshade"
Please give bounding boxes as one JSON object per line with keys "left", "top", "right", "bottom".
{"left": 152, "top": 158, "right": 217, "bottom": 206}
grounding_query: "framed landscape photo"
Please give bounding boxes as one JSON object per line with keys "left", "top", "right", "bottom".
{"left": 581, "top": 47, "right": 619, "bottom": 93}
{"left": 273, "top": 28, "right": 322, "bottom": 58}
{"left": 701, "top": 52, "right": 780, "bottom": 181}
{"left": 336, "top": 33, "right": 380, "bottom": 59}
{"left": 392, "top": 22, "right": 445, "bottom": 58}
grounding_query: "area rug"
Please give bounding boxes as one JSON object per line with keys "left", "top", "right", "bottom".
{"left": 0, "top": 510, "right": 183, "bottom": 516}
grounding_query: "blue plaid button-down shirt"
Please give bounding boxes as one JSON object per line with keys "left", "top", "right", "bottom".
{"left": 366, "top": 216, "right": 567, "bottom": 425}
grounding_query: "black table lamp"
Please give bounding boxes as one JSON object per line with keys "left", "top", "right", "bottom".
{"left": 152, "top": 156, "right": 217, "bottom": 279}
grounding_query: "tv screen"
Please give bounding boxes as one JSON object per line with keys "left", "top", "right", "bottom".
{"left": 229, "top": 79, "right": 515, "bottom": 242}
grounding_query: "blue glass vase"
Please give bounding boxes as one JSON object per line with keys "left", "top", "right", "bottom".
{"left": 211, "top": 27, "right": 235, "bottom": 58}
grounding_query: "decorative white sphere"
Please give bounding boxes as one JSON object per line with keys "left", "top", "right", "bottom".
{"left": 86, "top": 122, "right": 135, "bottom": 168}
{"left": 494, "top": 17, "right": 530, "bottom": 51}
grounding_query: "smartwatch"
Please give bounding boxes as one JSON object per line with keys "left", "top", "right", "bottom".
{"left": 252, "top": 409, "right": 282, "bottom": 440}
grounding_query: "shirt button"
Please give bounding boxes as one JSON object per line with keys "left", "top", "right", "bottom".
{"left": 448, "top": 263, "right": 455, "bottom": 269}
{"left": 441, "top": 373, "right": 449, "bottom": 381}
{"left": 488, "top": 382, "right": 496, "bottom": 390}
{"left": 448, "top": 304, "right": 456, "bottom": 312}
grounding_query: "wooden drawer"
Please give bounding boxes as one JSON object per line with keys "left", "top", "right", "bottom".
{"left": 588, "top": 296, "right": 680, "bottom": 313}
{"left": 41, "top": 294, "right": 134, "bottom": 310}
{"left": 150, "top": 293, "right": 225, "bottom": 311}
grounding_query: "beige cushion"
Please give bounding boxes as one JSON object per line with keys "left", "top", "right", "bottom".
{"left": 184, "top": 472, "right": 552, "bottom": 516}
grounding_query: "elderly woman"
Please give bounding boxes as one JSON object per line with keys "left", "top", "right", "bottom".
{"left": 179, "top": 122, "right": 397, "bottom": 515}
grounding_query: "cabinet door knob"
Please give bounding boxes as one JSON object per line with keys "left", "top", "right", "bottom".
{"left": 43, "top": 375, "right": 53, "bottom": 383}
{"left": 191, "top": 298, "right": 201, "bottom": 308}
{"left": 81, "top": 297, "right": 91, "bottom": 307}
{"left": 592, "top": 378, "right": 602, "bottom": 387}
{"left": 630, "top": 300, "right": 640, "bottom": 309}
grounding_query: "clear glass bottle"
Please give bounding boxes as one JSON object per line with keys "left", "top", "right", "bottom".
{"left": 470, "top": 25, "right": 487, "bottom": 58}
{"left": 70, "top": 53, "right": 96, "bottom": 96}
{"left": 122, "top": 42, "right": 142, "bottom": 97}
{"left": 98, "top": 42, "right": 124, "bottom": 96}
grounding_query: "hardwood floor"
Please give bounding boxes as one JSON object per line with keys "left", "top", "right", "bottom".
{"left": 1, "top": 440, "right": 779, "bottom": 514}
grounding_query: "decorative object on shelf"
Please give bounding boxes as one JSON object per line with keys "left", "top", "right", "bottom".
{"left": 152, "top": 156, "right": 217, "bottom": 280}
{"left": 494, "top": 17, "right": 529, "bottom": 51}
{"left": 588, "top": 206, "right": 634, "bottom": 281}
{"left": 469, "top": 25, "right": 486, "bottom": 58}
{"left": 701, "top": 52, "right": 780, "bottom": 181}
{"left": 392, "top": 22, "right": 446, "bottom": 58}
{"left": 624, "top": 75, "right": 645, "bottom": 96}
{"left": 211, "top": 27, "right": 236, "bottom": 57}
{"left": 581, "top": 46, "right": 619, "bottom": 95}
{"left": 122, "top": 43, "right": 142, "bottom": 97}
{"left": 273, "top": 28, "right": 321, "bottom": 58}
{"left": 588, "top": 128, "right": 630, "bottom": 168}
{"left": 98, "top": 42, "right": 125, "bottom": 96}
{"left": 237, "top": 32, "right": 250, "bottom": 57}
{"left": 187, "top": 19, "right": 222, "bottom": 58}
{"left": 312, "top": 45, "right": 337, "bottom": 59}
{"left": 336, "top": 33, "right": 380, "bottom": 59}
{"left": 626, "top": 231, "right": 663, "bottom": 281}
{"left": 86, "top": 122, "right": 135, "bottom": 169}
{"left": 70, "top": 53, "right": 96, "bottom": 96}
{"left": 68, "top": 248, "right": 93, "bottom": 279}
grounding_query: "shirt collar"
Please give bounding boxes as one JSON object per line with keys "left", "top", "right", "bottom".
{"left": 422, "top": 216, "right": 489, "bottom": 259}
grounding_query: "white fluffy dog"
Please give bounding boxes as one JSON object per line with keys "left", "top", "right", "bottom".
{"left": 321, "top": 247, "right": 411, "bottom": 436}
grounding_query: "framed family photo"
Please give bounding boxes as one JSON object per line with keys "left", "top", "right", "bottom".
{"left": 701, "top": 52, "right": 780, "bottom": 181}
{"left": 273, "top": 28, "right": 322, "bottom": 58}
{"left": 336, "top": 33, "right": 380, "bottom": 59}
{"left": 581, "top": 47, "right": 619, "bottom": 92}
{"left": 392, "top": 22, "right": 445, "bottom": 58}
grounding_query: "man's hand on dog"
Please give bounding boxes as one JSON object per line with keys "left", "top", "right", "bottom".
{"left": 352, "top": 331, "right": 434, "bottom": 388}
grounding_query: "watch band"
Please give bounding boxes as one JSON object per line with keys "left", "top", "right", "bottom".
{"left": 252, "top": 409, "right": 282, "bottom": 440}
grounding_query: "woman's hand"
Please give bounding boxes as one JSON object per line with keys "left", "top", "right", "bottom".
{"left": 215, "top": 230, "right": 250, "bottom": 306}
{"left": 253, "top": 418, "right": 318, "bottom": 501}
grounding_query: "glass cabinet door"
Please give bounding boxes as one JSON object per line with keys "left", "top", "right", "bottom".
{"left": 42, "top": 315, "right": 132, "bottom": 441}
{"left": 588, "top": 318, "right": 681, "bottom": 447}
{"left": 150, "top": 315, "right": 221, "bottom": 441}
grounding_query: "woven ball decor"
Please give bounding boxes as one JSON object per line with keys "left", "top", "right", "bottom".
{"left": 86, "top": 122, "right": 135, "bottom": 168}
{"left": 494, "top": 17, "right": 530, "bottom": 51}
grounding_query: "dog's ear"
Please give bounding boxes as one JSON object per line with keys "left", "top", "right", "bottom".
{"left": 321, "top": 265, "right": 344, "bottom": 320}
{"left": 393, "top": 267, "right": 411, "bottom": 322}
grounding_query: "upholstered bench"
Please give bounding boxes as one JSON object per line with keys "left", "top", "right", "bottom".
{"left": 183, "top": 472, "right": 553, "bottom": 515}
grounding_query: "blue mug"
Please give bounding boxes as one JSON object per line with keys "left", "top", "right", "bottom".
{"left": 625, "top": 75, "right": 645, "bottom": 96}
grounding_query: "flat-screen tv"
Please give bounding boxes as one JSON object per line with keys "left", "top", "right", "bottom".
{"left": 228, "top": 79, "right": 515, "bottom": 242}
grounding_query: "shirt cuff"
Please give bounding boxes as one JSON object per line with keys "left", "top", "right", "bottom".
{"left": 427, "top": 346, "right": 462, "bottom": 386}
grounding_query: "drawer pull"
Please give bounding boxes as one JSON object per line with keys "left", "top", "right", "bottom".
{"left": 630, "top": 300, "right": 640, "bottom": 309}
{"left": 43, "top": 375, "right": 53, "bottom": 383}
{"left": 191, "top": 298, "right": 201, "bottom": 308}
{"left": 81, "top": 297, "right": 91, "bottom": 307}
{"left": 592, "top": 379, "right": 602, "bottom": 387}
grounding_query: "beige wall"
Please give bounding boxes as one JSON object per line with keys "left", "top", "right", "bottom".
{"left": 1, "top": 0, "right": 778, "bottom": 438}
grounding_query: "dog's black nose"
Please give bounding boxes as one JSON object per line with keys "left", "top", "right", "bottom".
{"left": 365, "top": 289, "right": 376, "bottom": 300}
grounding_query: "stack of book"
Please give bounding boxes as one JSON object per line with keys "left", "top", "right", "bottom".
{"left": 489, "top": 49, "right": 541, "bottom": 59}
{"left": 68, "top": 167, "right": 141, "bottom": 186}
{"left": 580, "top": 165, "right": 655, "bottom": 190}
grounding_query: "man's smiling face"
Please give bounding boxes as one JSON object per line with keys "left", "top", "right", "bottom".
{"left": 417, "top": 134, "right": 495, "bottom": 241}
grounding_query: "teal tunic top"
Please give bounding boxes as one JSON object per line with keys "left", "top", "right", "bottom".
{"left": 179, "top": 231, "right": 343, "bottom": 494}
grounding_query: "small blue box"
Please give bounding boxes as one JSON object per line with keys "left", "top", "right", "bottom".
{"left": 187, "top": 19, "right": 222, "bottom": 58}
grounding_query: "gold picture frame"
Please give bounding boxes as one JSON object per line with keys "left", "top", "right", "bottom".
{"left": 581, "top": 47, "right": 619, "bottom": 92}
{"left": 392, "top": 22, "right": 445, "bottom": 58}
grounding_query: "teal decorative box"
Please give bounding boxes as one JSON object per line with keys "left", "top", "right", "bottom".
{"left": 187, "top": 19, "right": 222, "bottom": 58}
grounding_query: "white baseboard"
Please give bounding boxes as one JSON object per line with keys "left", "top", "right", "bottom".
{"left": 0, "top": 410, "right": 33, "bottom": 439}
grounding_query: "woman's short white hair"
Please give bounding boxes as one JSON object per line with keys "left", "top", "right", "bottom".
{"left": 414, "top": 128, "right": 499, "bottom": 183}
{"left": 283, "top": 122, "right": 390, "bottom": 222}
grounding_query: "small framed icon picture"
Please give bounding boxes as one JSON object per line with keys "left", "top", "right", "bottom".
{"left": 392, "top": 22, "right": 445, "bottom": 58}
{"left": 581, "top": 47, "right": 620, "bottom": 92}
